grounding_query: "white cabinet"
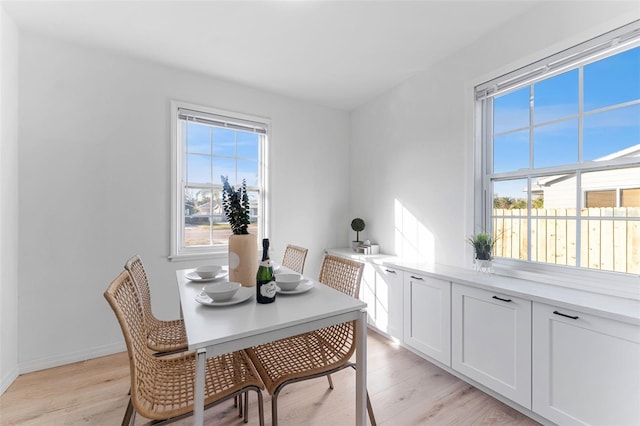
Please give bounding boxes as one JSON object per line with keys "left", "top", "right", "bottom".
{"left": 452, "top": 283, "right": 531, "bottom": 409}
{"left": 533, "top": 302, "right": 640, "bottom": 426}
{"left": 370, "top": 264, "right": 403, "bottom": 340}
{"left": 327, "top": 251, "right": 640, "bottom": 424}
{"left": 403, "top": 272, "right": 451, "bottom": 366}
{"left": 359, "top": 261, "right": 376, "bottom": 327}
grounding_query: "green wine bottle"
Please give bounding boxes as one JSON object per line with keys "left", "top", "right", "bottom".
{"left": 256, "top": 238, "right": 276, "bottom": 304}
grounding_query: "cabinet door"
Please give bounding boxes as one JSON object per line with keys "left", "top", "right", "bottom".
{"left": 372, "top": 265, "right": 403, "bottom": 340}
{"left": 403, "top": 272, "right": 451, "bottom": 366}
{"left": 358, "top": 262, "right": 376, "bottom": 327}
{"left": 533, "top": 302, "right": 640, "bottom": 425}
{"left": 452, "top": 283, "right": 531, "bottom": 408}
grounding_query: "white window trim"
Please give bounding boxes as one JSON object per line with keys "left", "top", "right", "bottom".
{"left": 169, "top": 100, "right": 270, "bottom": 261}
{"left": 474, "top": 22, "right": 640, "bottom": 300}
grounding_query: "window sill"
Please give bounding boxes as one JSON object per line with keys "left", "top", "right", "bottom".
{"left": 490, "top": 259, "right": 640, "bottom": 301}
{"left": 168, "top": 252, "right": 228, "bottom": 262}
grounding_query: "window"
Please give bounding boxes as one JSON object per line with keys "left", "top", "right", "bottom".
{"left": 476, "top": 22, "right": 640, "bottom": 278}
{"left": 585, "top": 188, "right": 640, "bottom": 208}
{"left": 171, "top": 102, "right": 269, "bottom": 258}
{"left": 622, "top": 188, "right": 640, "bottom": 207}
{"left": 585, "top": 190, "right": 616, "bottom": 208}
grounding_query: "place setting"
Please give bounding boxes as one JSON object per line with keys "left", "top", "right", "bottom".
{"left": 275, "top": 272, "right": 314, "bottom": 295}
{"left": 195, "top": 281, "right": 254, "bottom": 306}
{"left": 185, "top": 265, "right": 228, "bottom": 283}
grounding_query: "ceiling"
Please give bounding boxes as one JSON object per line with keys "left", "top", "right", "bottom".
{"left": 2, "top": 0, "right": 538, "bottom": 110}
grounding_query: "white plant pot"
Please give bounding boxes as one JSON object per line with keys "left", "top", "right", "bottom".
{"left": 476, "top": 259, "right": 493, "bottom": 273}
{"left": 228, "top": 234, "right": 258, "bottom": 287}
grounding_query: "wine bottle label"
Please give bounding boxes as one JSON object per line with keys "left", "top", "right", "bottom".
{"left": 260, "top": 281, "right": 277, "bottom": 298}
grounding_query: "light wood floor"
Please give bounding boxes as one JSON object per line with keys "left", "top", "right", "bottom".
{"left": 0, "top": 331, "right": 540, "bottom": 425}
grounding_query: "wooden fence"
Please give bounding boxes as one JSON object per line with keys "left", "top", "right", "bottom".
{"left": 493, "top": 207, "right": 640, "bottom": 274}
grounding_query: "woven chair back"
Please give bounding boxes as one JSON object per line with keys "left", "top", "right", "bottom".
{"left": 313, "top": 255, "right": 365, "bottom": 365}
{"left": 103, "top": 271, "right": 156, "bottom": 408}
{"left": 281, "top": 245, "right": 308, "bottom": 274}
{"left": 124, "top": 255, "right": 156, "bottom": 324}
{"left": 318, "top": 255, "right": 364, "bottom": 298}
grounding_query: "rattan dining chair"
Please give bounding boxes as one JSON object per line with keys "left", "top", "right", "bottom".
{"left": 124, "top": 255, "right": 188, "bottom": 354}
{"left": 281, "top": 244, "right": 308, "bottom": 274}
{"left": 245, "top": 254, "right": 376, "bottom": 426}
{"left": 104, "top": 270, "right": 265, "bottom": 425}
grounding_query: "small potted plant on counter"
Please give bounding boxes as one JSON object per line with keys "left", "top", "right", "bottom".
{"left": 351, "top": 218, "right": 365, "bottom": 251}
{"left": 468, "top": 232, "right": 495, "bottom": 272}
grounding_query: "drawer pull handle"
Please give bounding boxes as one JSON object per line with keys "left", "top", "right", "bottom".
{"left": 385, "top": 269, "right": 397, "bottom": 274}
{"left": 492, "top": 295, "right": 512, "bottom": 302}
{"left": 410, "top": 275, "right": 424, "bottom": 280}
{"left": 553, "top": 310, "right": 579, "bottom": 320}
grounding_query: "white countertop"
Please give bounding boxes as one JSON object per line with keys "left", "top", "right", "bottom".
{"left": 325, "top": 248, "right": 640, "bottom": 325}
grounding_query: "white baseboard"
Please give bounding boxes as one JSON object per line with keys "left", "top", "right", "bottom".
{"left": 18, "top": 342, "right": 126, "bottom": 375}
{"left": 1, "top": 365, "right": 19, "bottom": 395}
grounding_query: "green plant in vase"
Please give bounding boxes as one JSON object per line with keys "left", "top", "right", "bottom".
{"left": 221, "top": 175, "right": 257, "bottom": 286}
{"left": 467, "top": 232, "right": 495, "bottom": 272}
{"left": 221, "top": 175, "right": 250, "bottom": 235}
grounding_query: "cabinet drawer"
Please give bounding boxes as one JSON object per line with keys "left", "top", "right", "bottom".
{"left": 373, "top": 265, "right": 403, "bottom": 340}
{"left": 452, "top": 283, "right": 531, "bottom": 409}
{"left": 403, "top": 272, "right": 451, "bottom": 366}
{"left": 533, "top": 302, "right": 640, "bottom": 425}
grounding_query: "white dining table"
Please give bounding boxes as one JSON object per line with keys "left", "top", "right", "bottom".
{"left": 175, "top": 267, "right": 369, "bottom": 426}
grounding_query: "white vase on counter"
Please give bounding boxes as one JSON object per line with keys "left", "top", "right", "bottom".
{"left": 475, "top": 259, "right": 493, "bottom": 273}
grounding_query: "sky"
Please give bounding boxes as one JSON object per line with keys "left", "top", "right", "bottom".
{"left": 491, "top": 46, "right": 639, "bottom": 200}
{"left": 185, "top": 124, "right": 259, "bottom": 188}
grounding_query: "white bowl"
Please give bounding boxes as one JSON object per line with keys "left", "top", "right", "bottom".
{"left": 275, "top": 273, "right": 303, "bottom": 291}
{"left": 195, "top": 265, "right": 222, "bottom": 279}
{"left": 203, "top": 281, "right": 241, "bottom": 302}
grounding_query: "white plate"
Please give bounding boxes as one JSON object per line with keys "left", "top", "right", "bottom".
{"left": 195, "top": 286, "right": 253, "bottom": 306}
{"left": 276, "top": 279, "right": 314, "bottom": 295}
{"left": 185, "top": 270, "right": 228, "bottom": 282}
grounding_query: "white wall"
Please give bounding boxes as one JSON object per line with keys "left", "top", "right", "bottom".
{"left": 17, "top": 33, "right": 350, "bottom": 372}
{"left": 349, "top": 1, "right": 640, "bottom": 267}
{"left": 0, "top": 6, "right": 20, "bottom": 393}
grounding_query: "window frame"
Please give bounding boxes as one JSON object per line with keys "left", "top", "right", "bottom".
{"left": 170, "top": 100, "right": 270, "bottom": 260}
{"left": 474, "top": 22, "right": 640, "bottom": 299}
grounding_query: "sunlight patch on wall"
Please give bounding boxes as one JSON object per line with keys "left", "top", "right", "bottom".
{"left": 394, "top": 199, "right": 435, "bottom": 263}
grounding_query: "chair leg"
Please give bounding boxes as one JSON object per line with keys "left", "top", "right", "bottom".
{"left": 243, "top": 391, "right": 249, "bottom": 423}
{"left": 238, "top": 392, "right": 243, "bottom": 418}
{"left": 121, "top": 397, "right": 135, "bottom": 426}
{"left": 326, "top": 373, "right": 334, "bottom": 390}
{"left": 256, "top": 389, "right": 265, "bottom": 426}
{"left": 271, "top": 391, "right": 280, "bottom": 426}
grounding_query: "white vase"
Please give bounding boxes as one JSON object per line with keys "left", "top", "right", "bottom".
{"left": 228, "top": 234, "right": 258, "bottom": 287}
{"left": 476, "top": 259, "right": 493, "bottom": 273}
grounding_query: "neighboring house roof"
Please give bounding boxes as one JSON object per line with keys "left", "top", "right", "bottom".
{"left": 190, "top": 198, "right": 259, "bottom": 217}
{"left": 190, "top": 201, "right": 222, "bottom": 216}
{"left": 533, "top": 144, "right": 640, "bottom": 189}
